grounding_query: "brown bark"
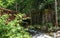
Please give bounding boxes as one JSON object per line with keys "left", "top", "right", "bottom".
{"left": 0, "top": 7, "right": 18, "bottom": 14}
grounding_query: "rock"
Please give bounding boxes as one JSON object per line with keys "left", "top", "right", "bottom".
{"left": 32, "top": 32, "right": 52, "bottom": 38}
{"left": 28, "top": 29, "right": 52, "bottom": 38}
{"left": 56, "top": 31, "right": 60, "bottom": 38}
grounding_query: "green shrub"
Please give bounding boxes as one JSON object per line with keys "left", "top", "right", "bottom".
{"left": 0, "top": 14, "right": 31, "bottom": 38}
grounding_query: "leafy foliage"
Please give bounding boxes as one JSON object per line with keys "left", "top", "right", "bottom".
{"left": 0, "top": 0, "right": 59, "bottom": 33}
{"left": 0, "top": 14, "right": 31, "bottom": 38}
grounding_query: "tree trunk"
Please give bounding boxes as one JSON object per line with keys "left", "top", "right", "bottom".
{"left": 55, "top": 0, "right": 58, "bottom": 26}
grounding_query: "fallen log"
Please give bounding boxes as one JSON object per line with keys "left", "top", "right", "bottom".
{"left": 0, "top": 7, "right": 18, "bottom": 14}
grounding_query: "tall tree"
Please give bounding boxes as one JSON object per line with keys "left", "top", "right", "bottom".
{"left": 55, "top": 0, "right": 58, "bottom": 26}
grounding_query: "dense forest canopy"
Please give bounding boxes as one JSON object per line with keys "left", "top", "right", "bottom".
{"left": 0, "top": 0, "right": 54, "bottom": 13}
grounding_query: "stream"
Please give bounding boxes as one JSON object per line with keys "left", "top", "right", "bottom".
{"left": 28, "top": 29, "right": 53, "bottom": 38}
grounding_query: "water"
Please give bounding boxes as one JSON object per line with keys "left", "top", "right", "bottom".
{"left": 28, "top": 29, "right": 53, "bottom": 38}
{"left": 32, "top": 32, "right": 53, "bottom": 38}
